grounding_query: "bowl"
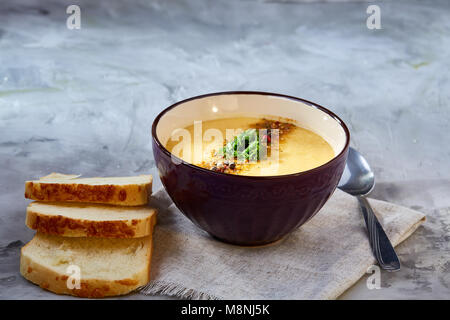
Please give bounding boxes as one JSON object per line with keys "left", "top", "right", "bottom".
{"left": 152, "top": 91, "right": 350, "bottom": 245}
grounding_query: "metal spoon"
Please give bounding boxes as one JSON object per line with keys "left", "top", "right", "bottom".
{"left": 338, "top": 147, "right": 400, "bottom": 271}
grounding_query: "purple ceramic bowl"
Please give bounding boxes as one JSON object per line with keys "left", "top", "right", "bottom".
{"left": 152, "top": 91, "right": 350, "bottom": 245}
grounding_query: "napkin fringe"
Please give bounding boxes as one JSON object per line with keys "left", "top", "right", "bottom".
{"left": 139, "top": 280, "right": 220, "bottom": 300}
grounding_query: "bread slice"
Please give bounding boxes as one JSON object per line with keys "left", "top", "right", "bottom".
{"left": 20, "top": 233, "right": 153, "bottom": 298}
{"left": 26, "top": 202, "right": 157, "bottom": 238}
{"left": 25, "top": 173, "right": 152, "bottom": 206}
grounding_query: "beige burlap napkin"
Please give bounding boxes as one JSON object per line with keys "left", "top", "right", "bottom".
{"left": 140, "top": 188, "right": 425, "bottom": 299}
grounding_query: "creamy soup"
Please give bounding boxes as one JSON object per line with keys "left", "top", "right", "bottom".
{"left": 165, "top": 117, "right": 334, "bottom": 176}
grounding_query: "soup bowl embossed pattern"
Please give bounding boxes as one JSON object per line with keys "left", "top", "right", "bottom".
{"left": 152, "top": 92, "right": 350, "bottom": 245}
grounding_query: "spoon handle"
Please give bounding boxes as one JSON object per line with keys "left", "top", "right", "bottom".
{"left": 357, "top": 195, "right": 401, "bottom": 272}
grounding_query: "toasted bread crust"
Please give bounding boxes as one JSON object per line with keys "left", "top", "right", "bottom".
{"left": 20, "top": 237, "right": 153, "bottom": 298}
{"left": 25, "top": 206, "right": 157, "bottom": 238}
{"left": 25, "top": 180, "right": 151, "bottom": 206}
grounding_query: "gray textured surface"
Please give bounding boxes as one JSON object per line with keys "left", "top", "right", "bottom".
{"left": 0, "top": 0, "right": 449, "bottom": 299}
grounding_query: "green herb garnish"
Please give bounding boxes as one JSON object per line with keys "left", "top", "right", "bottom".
{"left": 221, "top": 129, "right": 267, "bottom": 162}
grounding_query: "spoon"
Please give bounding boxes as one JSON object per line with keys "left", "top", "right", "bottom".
{"left": 338, "top": 147, "right": 400, "bottom": 271}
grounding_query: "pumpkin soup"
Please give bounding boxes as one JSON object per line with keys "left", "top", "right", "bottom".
{"left": 165, "top": 117, "right": 334, "bottom": 176}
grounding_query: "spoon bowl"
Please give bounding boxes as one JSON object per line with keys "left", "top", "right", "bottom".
{"left": 338, "top": 147, "right": 375, "bottom": 196}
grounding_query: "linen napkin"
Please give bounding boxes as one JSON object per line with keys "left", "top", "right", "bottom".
{"left": 140, "top": 188, "right": 426, "bottom": 299}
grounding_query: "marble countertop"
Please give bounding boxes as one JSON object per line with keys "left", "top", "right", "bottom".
{"left": 0, "top": 0, "right": 449, "bottom": 299}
